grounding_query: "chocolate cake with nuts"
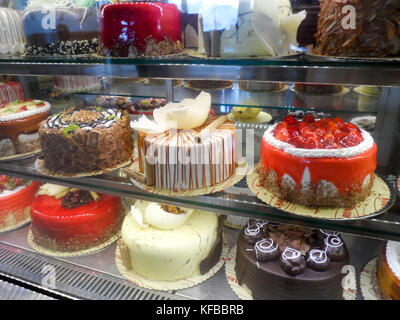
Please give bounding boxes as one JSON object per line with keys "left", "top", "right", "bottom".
{"left": 313, "top": 0, "right": 400, "bottom": 57}
{"left": 38, "top": 107, "right": 133, "bottom": 174}
{"left": 235, "top": 221, "right": 349, "bottom": 300}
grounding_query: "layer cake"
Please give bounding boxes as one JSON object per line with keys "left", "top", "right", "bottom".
{"left": 0, "top": 8, "right": 25, "bottom": 55}
{"left": 39, "top": 107, "right": 133, "bottom": 174}
{"left": 99, "top": 2, "right": 183, "bottom": 57}
{"left": 378, "top": 241, "right": 400, "bottom": 300}
{"left": 119, "top": 201, "right": 222, "bottom": 281}
{"left": 30, "top": 184, "right": 123, "bottom": 252}
{"left": 0, "top": 99, "right": 51, "bottom": 157}
{"left": 260, "top": 115, "right": 377, "bottom": 207}
{"left": 235, "top": 221, "right": 349, "bottom": 300}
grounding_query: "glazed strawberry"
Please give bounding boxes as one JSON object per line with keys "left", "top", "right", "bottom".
{"left": 303, "top": 114, "right": 315, "bottom": 123}
{"left": 327, "top": 120, "right": 340, "bottom": 133}
{"left": 275, "top": 128, "right": 290, "bottom": 142}
{"left": 298, "top": 122, "right": 309, "bottom": 134}
{"left": 340, "top": 131, "right": 363, "bottom": 147}
{"left": 288, "top": 135, "right": 306, "bottom": 148}
{"left": 333, "top": 117, "right": 345, "bottom": 129}
{"left": 304, "top": 136, "right": 321, "bottom": 149}
{"left": 314, "top": 127, "right": 327, "bottom": 138}
{"left": 287, "top": 125, "right": 299, "bottom": 138}
{"left": 323, "top": 133, "right": 339, "bottom": 149}
{"left": 283, "top": 115, "right": 298, "bottom": 125}
{"left": 344, "top": 123, "right": 361, "bottom": 134}
{"left": 36, "top": 102, "right": 45, "bottom": 107}
{"left": 18, "top": 105, "right": 27, "bottom": 112}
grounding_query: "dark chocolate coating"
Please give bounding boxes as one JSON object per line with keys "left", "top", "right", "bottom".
{"left": 254, "top": 238, "right": 280, "bottom": 262}
{"left": 279, "top": 248, "right": 306, "bottom": 276}
{"left": 306, "top": 249, "right": 330, "bottom": 272}
{"left": 324, "top": 235, "right": 348, "bottom": 262}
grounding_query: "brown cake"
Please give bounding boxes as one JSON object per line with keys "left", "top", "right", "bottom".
{"left": 39, "top": 107, "right": 133, "bottom": 174}
{"left": 235, "top": 221, "right": 349, "bottom": 300}
{"left": 313, "top": 0, "right": 400, "bottom": 57}
{"left": 187, "top": 80, "right": 233, "bottom": 90}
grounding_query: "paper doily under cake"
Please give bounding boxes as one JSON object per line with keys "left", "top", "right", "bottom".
{"left": 35, "top": 157, "right": 133, "bottom": 178}
{"left": 247, "top": 162, "right": 394, "bottom": 220}
{"left": 360, "top": 257, "right": 389, "bottom": 300}
{"left": 126, "top": 157, "right": 247, "bottom": 197}
{"left": 225, "top": 245, "right": 357, "bottom": 300}
{"left": 115, "top": 232, "right": 230, "bottom": 291}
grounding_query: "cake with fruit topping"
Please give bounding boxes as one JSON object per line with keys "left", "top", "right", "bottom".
{"left": 38, "top": 107, "right": 133, "bottom": 174}
{"left": 0, "top": 175, "right": 39, "bottom": 231}
{"left": 0, "top": 81, "right": 25, "bottom": 104}
{"left": 99, "top": 2, "right": 183, "bottom": 57}
{"left": 132, "top": 98, "right": 167, "bottom": 116}
{"left": 131, "top": 92, "right": 238, "bottom": 191}
{"left": 0, "top": 99, "right": 51, "bottom": 157}
{"left": 119, "top": 201, "right": 223, "bottom": 281}
{"left": 235, "top": 221, "right": 349, "bottom": 300}
{"left": 260, "top": 114, "right": 377, "bottom": 207}
{"left": 30, "top": 184, "right": 124, "bottom": 252}
{"left": 378, "top": 241, "right": 400, "bottom": 300}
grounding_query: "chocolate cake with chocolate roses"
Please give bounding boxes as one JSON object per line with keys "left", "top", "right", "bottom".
{"left": 38, "top": 107, "right": 133, "bottom": 174}
{"left": 235, "top": 221, "right": 349, "bottom": 300}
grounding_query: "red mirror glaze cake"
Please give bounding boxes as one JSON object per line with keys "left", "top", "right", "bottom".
{"left": 0, "top": 81, "right": 25, "bottom": 104}
{"left": 0, "top": 99, "right": 51, "bottom": 157}
{"left": 99, "top": 2, "right": 183, "bottom": 57}
{"left": 0, "top": 176, "right": 40, "bottom": 230}
{"left": 235, "top": 221, "right": 349, "bottom": 300}
{"left": 30, "top": 184, "right": 124, "bottom": 252}
{"left": 260, "top": 115, "right": 377, "bottom": 207}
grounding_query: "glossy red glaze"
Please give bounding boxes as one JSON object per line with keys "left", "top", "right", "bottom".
{"left": 100, "top": 2, "right": 182, "bottom": 52}
{"left": 261, "top": 138, "right": 377, "bottom": 194}
{"left": 0, "top": 182, "right": 40, "bottom": 227}
{"left": 30, "top": 194, "right": 121, "bottom": 246}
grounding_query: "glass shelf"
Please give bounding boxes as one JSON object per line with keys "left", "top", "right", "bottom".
{"left": 1, "top": 53, "right": 400, "bottom": 85}
{"left": 0, "top": 154, "right": 399, "bottom": 242}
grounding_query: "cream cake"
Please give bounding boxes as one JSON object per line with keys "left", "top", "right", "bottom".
{"left": 54, "top": 76, "right": 102, "bottom": 93}
{"left": 131, "top": 92, "right": 238, "bottom": 191}
{"left": 378, "top": 241, "right": 400, "bottom": 300}
{"left": 119, "top": 201, "right": 222, "bottom": 281}
{"left": 0, "top": 8, "right": 25, "bottom": 55}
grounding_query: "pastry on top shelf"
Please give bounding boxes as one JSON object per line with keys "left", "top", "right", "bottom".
{"left": 0, "top": 81, "right": 25, "bottom": 104}
{"left": 119, "top": 200, "right": 223, "bottom": 281}
{"left": 99, "top": 2, "right": 183, "bottom": 57}
{"left": 30, "top": 183, "right": 124, "bottom": 252}
{"left": 294, "top": 84, "right": 344, "bottom": 95}
{"left": 131, "top": 91, "right": 238, "bottom": 191}
{"left": 38, "top": 106, "right": 133, "bottom": 175}
{"left": 235, "top": 221, "right": 349, "bottom": 300}
{"left": 53, "top": 76, "right": 102, "bottom": 93}
{"left": 239, "top": 81, "right": 285, "bottom": 92}
{"left": 0, "top": 99, "right": 51, "bottom": 157}
{"left": 260, "top": 114, "right": 377, "bottom": 207}
{"left": 186, "top": 80, "right": 233, "bottom": 91}
{"left": 23, "top": 7, "right": 99, "bottom": 56}
{"left": 378, "top": 241, "right": 400, "bottom": 300}
{"left": 0, "top": 175, "right": 40, "bottom": 231}
{"left": 313, "top": 0, "right": 400, "bottom": 58}
{"left": 0, "top": 8, "right": 25, "bottom": 55}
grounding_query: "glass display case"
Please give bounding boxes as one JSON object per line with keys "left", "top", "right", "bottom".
{"left": 0, "top": 0, "right": 399, "bottom": 301}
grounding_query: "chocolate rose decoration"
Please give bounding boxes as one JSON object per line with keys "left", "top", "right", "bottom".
{"left": 279, "top": 247, "right": 306, "bottom": 276}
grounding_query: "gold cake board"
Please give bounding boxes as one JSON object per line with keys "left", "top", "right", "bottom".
{"left": 247, "top": 162, "right": 393, "bottom": 220}
{"left": 0, "top": 149, "right": 40, "bottom": 162}
{"left": 27, "top": 205, "right": 129, "bottom": 257}
{"left": 360, "top": 257, "right": 390, "bottom": 300}
{"left": 127, "top": 158, "right": 247, "bottom": 197}
{"left": 227, "top": 112, "right": 273, "bottom": 124}
{"left": 35, "top": 157, "right": 133, "bottom": 178}
{"left": 225, "top": 245, "right": 357, "bottom": 300}
{"left": 115, "top": 232, "right": 230, "bottom": 291}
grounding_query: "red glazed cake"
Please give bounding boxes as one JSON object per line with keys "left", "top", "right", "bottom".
{"left": 0, "top": 99, "right": 51, "bottom": 157}
{"left": 30, "top": 184, "right": 124, "bottom": 252}
{"left": 260, "top": 115, "right": 377, "bottom": 207}
{"left": 99, "top": 2, "right": 183, "bottom": 57}
{"left": 0, "top": 81, "right": 24, "bottom": 104}
{"left": 0, "top": 176, "right": 39, "bottom": 231}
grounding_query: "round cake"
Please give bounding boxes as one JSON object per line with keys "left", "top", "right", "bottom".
{"left": 0, "top": 8, "right": 25, "bottom": 55}
{"left": 133, "top": 98, "right": 167, "bottom": 116}
{"left": 294, "top": 84, "right": 344, "bottom": 95}
{"left": 313, "top": 0, "right": 400, "bottom": 57}
{"left": 260, "top": 115, "right": 377, "bottom": 207}
{"left": 0, "top": 81, "right": 25, "bottom": 104}
{"left": 187, "top": 80, "right": 233, "bottom": 91}
{"left": 239, "top": 81, "right": 285, "bottom": 92}
{"left": 30, "top": 184, "right": 124, "bottom": 252}
{"left": 99, "top": 2, "right": 183, "bottom": 57}
{"left": 0, "top": 176, "right": 40, "bottom": 231}
{"left": 132, "top": 92, "right": 238, "bottom": 191}
{"left": 54, "top": 76, "right": 102, "bottom": 93}
{"left": 119, "top": 201, "right": 222, "bottom": 281}
{"left": 0, "top": 99, "right": 51, "bottom": 157}
{"left": 38, "top": 106, "right": 133, "bottom": 174}
{"left": 378, "top": 241, "right": 400, "bottom": 300}
{"left": 235, "top": 221, "right": 349, "bottom": 300}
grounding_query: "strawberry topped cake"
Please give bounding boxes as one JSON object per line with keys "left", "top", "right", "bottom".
{"left": 0, "top": 175, "right": 40, "bottom": 231}
{"left": 260, "top": 115, "right": 377, "bottom": 207}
